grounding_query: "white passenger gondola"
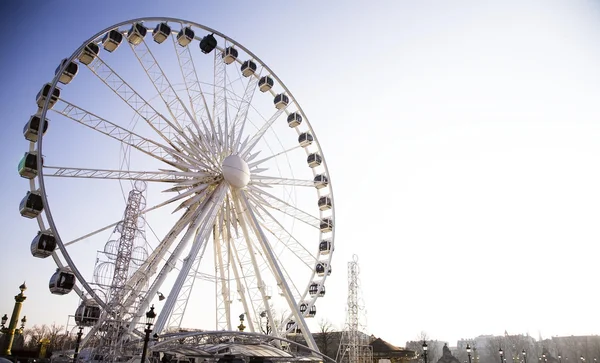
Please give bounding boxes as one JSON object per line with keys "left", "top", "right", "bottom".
{"left": 273, "top": 94, "right": 289, "bottom": 109}
{"left": 23, "top": 114, "right": 49, "bottom": 142}
{"left": 287, "top": 112, "right": 302, "bottom": 128}
{"left": 298, "top": 132, "right": 313, "bottom": 147}
{"left": 309, "top": 282, "right": 326, "bottom": 297}
{"left": 199, "top": 34, "right": 217, "bottom": 53}
{"left": 286, "top": 320, "right": 300, "bottom": 334}
{"left": 55, "top": 59, "right": 79, "bottom": 85}
{"left": 319, "top": 218, "right": 333, "bottom": 233}
{"left": 315, "top": 262, "right": 332, "bottom": 276}
{"left": 153, "top": 23, "right": 171, "bottom": 44}
{"left": 299, "top": 302, "right": 308, "bottom": 314}
{"left": 102, "top": 30, "right": 123, "bottom": 52}
{"left": 30, "top": 230, "right": 56, "bottom": 258}
{"left": 74, "top": 299, "right": 101, "bottom": 326}
{"left": 222, "top": 47, "right": 238, "bottom": 64}
{"left": 19, "top": 191, "right": 43, "bottom": 218}
{"left": 258, "top": 76, "right": 274, "bottom": 92}
{"left": 36, "top": 83, "right": 60, "bottom": 109}
{"left": 18, "top": 152, "right": 41, "bottom": 179}
{"left": 241, "top": 60, "right": 257, "bottom": 77}
{"left": 177, "top": 26, "right": 194, "bottom": 47}
{"left": 318, "top": 196, "right": 332, "bottom": 211}
{"left": 319, "top": 239, "right": 332, "bottom": 255}
{"left": 313, "top": 174, "right": 329, "bottom": 189}
{"left": 49, "top": 267, "right": 76, "bottom": 295}
{"left": 308, "top": 305, "right": 317, "bottom": 318}
{"left": 78, "top": 42, "right": 99, "bottom": 65}
{"left": 127, "top": 23, "right": 147, "bottom": 46}
{"left": 307, "top": 153, "right": 322, "bottom": 168}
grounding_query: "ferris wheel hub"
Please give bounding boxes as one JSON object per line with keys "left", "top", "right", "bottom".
{"left": 222, "top": 154, "right": 250, "bottom": 189}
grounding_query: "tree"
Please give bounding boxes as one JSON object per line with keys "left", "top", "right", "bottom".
{"left": 314, "top": 319, "right": 337, "bottom": 359}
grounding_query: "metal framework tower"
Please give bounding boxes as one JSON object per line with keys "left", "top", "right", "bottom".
{"left": 336, "top": 255, "right": 372, "bottom": 363}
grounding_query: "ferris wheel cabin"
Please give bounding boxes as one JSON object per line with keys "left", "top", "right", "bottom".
{"left": 319, "top": 218, "right": 333, "bottom": 233}
{"left": 241, "top": 60, "right": 257, "bottom": 77}
{"left": 315, "top": 262, "right": 331, "bottom": 277}
{"left": 318, "top": 196, "right": 332, "bottom": 211}
{"left": 222, "top": 47, "right": 238, "bottom": 64}
{"left": 19, "top": 191, "right": 43, "bottom": 218}
{"left": 177, "top": 27, "right": 194, "bottom": 47}
{"left": 274, "top": 94, "right": 289, "bottom": 109}
{"left": 319, "top": 239, "right": 332, "bottom": 255}
{"left": 307, "top": 305, "right": 317, "bottom": 317}
{"left": 287, "top": 112, "right": 302, "bottom": 128}
{"left": 102, "top": 29, "right": 123, "bottom": 52}
{"left": 18, "top": 152, "right": 42, "bottom": 179}
{"left": 127, "top": 23, "right": 147, "bottom": 46}
{"left": 74, "top": 300, "right": 101, "bottom": 326}
{"left": 298, "top": 132, "right": 313, "bottom": 147}
{"left": 78, "top": 42, "right": 99, "bottom": 65}
{"left": 36, "top": 83, "right": 60, "bottom": 109}
{"left": 23, "top": 114, "right": 49, "bottom": 142}
{"left": 55, "top": 59, "right": 79, "bottom": 85}
{"left": 30, "top": 230, "right": 56, "bottom": 258}
{"left": 49, "top": 268, "right": 76, "bottom": 295}
{"left": 307, "top": 153, "right": 322, "bottom": 168}
{"left": 200, "top": 34, "right": 217, "bottom": 53}
{"left": 309, "top": 282, "right": 326, "bottom": 297}
{"left": 153, "top": 23, "right": 171, "bottom": 44}
{"left": 258, "top": 76, "right": 274, "bottom": 92}
{"left": 286, "top": 320, "right": 301, "bottom": 334}
{"left": 313, "top": 174, "right": 329, "bottom": 189}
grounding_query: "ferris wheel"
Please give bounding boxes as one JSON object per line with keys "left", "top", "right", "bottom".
{"left": 18, "top": 17, "right": 334, "bottom": 353}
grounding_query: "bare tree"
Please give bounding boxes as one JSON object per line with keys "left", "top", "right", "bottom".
{"left": 315, "top": 319, "right": 337, "bottom": 359}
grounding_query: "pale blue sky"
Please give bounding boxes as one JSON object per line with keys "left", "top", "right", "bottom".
{"left": 1, "top": 0, "right": 600, "bottom": 348}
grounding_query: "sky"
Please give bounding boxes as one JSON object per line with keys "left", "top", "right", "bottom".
{"left": 1, "top": 0, "right": 600, "bottom": 349}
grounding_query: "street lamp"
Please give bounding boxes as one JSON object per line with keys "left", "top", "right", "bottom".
{"left": 523, "top": 350, "right": 527, "bottom": 363}
{"left": 1, "top": 283, "right": 28, "bottom": 356}
{"left": 543, "top": 354, "right": 547, "bottom": 363}
{"left": 259, "top": 311, "right": 271, "bottom": 335}
{"left": 558, "top": 354, "right": 562, "bottom": 363}
{"left": 500, "top": 348, "right": 505, "bottom": 363}
{"left": 140, "top": 305, "right": 156, "bottom": 363}
{"left": 467, "top": 344, "right": 472, "bottom": 363}
{"left": 73, "top": 326, "right": 84, "bottom": 363}
{"left": 423, "top": 341, "right": 428, "bottom": 363}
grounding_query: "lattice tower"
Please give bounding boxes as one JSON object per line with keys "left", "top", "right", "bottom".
{"left": 336, "top": 255, "right": 372, "bottom": 363}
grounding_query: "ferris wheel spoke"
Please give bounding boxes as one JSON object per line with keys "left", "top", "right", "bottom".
{"left": 152, "top": 184, "right": 227, "bottom": 333}
{"left": 230, "top": 68, "right": 261, "bottom": 152}
{"left": 172, "top": 30, "right": 214, "bottom": 136}
{"left": 250, "top": 176, "right": 314, "bottom": 187}
{"left": 239, "top": 108, "right": 286, "bottom": 157}
{"left": 238, "top": 190, "right": 318, "bottom": 351}
{"left": 43, "top": 166, "right": 191, "bottom": 183}
{"left": 128, "top": 37, "right": 198, "bottom": 133}
{"left": 86, "top": 55, "right": 188, "bottom": 149}
{"left": 231, "top": 191, "right": 280, "bottom": 333}
{"left": 213, "top": 49, "right": 228, "bottom": 155}
{"left": 247, "top": 186, "right": 320, "bottom": 229}
{"left": 51, "top": 99, "right": 195, "bottom": 171}
{"left": 248, "top": 145, "right": 302, "bottom": 169}
{"left": 244, "top": 196, "right": 317, "bottom": 270}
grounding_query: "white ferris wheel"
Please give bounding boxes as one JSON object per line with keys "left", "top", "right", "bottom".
{"left": 18, "top": 17, "right": 334, "bottom": 354}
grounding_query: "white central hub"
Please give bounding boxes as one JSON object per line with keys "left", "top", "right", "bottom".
{"left": 222, "top": 154, "right": 250, "bottom": 189}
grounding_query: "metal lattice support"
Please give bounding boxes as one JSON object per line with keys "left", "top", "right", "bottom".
{"left": 336, "top": 255, "right": 372, "bottom": 363}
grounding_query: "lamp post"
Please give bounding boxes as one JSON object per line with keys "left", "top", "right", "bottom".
{"left": 140, "top": 305, "right": 156, "bottom": 363}
{"left": 73, "top": 326, "right": 84, "bottom": 363}
{"left": 238, "top": 314, "right": 246, "bottom": 332}
{"left": 523, "top": 350, "right": 527, "bottom": 363}
{"left": 423, "top": 341, "right": 428, "bottom": 363}
{"left": 558, "top": 355, "right": 562, "bottom": 363}
{"left": 1, "top": 283, "right": 28, "bottom": 356}
{"left": 467, "top": 344, "right": 472, "bottom": 363}
{"left": 500, "top": 348, "right": 505, "bottom": 363}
